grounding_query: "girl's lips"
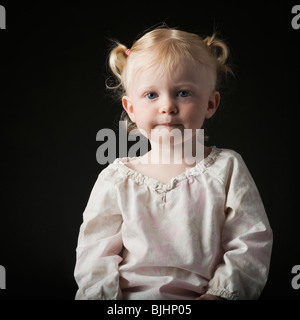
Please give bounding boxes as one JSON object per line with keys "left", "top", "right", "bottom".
{"left": 160, "top": 123, "right": 181, "bottom": 126}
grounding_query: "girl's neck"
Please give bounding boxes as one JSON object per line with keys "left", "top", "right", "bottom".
{"left": 141, "top": 138, "right": 207, "bottom": 167}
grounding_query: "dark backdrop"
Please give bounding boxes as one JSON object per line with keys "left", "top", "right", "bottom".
{"left": 0, "top": 1, "right": 299, "bottom": 300}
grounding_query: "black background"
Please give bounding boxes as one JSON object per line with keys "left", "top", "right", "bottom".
{"left": 0, "top": 1, "right": 299, "bottom": 300}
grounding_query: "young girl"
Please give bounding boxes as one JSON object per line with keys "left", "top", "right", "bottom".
{"left": 74, "top": 27, "right": 273, "bottom": 300}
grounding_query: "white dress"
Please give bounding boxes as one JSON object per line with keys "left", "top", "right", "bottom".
{"left": 74, "top": 147, "right": 273, "bottom": 300}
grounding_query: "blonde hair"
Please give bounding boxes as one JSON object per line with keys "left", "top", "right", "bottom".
{"left": 107, "top": 26, "right": 232, "bottom": 132}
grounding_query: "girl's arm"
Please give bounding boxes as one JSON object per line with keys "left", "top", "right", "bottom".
{"left": 74, "top": 169, "right": 123, "bottom": 300}
{"left": 206, "top": 153, "right": 273, "bottom": 300}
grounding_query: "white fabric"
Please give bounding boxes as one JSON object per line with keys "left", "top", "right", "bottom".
{"left": 74, "top": 147, "right": 273, "bottom": 300}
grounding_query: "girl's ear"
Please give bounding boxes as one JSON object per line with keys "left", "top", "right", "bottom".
{"left": 205, "top": 90, "right": 220, "bottom": 119}
{"left": 122, "top": 96, "right": 136, "bottom": 123}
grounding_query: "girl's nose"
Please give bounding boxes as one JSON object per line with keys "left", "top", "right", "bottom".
{"left": 159, "top": 96, "right": 178, "bottom": 114}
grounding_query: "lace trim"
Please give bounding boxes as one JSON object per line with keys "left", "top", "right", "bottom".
{"left": 112, "top": 146, "right": 222, "bottom": 193}
{"left": 206, "top": 288, "right": 239, "bottom": 300}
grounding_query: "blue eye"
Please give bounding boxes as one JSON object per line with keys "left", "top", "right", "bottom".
{"left": 178, "top": 91, "right": 191, "bottom": 98}
{"left": 145, "top": 92, "right": 158, "bottom": 100}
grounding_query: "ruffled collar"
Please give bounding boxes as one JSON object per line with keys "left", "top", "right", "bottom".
{"left": 112, "top": 146, "right": 222, "bottom": 193}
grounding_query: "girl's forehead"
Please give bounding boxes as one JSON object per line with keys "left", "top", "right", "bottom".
{"left": 127, "top": 55, "right": 214, "bottom": 89}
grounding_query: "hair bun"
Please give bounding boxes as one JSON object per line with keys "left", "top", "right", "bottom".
{"left": 203, "top": 34, "right": 232, "bottom": 73}
{"left": 107, "top": 42, "right": 129, "bottom": 91}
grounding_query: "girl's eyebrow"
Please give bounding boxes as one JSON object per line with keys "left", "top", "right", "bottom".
{"left": 173, "top": 82, "right": 198, "bottom": 88}
{"left": 138, "top": 83, "right": 198, "bottom": 92}
{"left": 137, "top": 86, "right": 158, "bottom": 94}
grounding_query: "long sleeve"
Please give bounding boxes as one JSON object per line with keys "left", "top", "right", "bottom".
{"left": 74, "top": 168, "right": 123, "bottom": 300}
{"left": 206, "top": 153, "right": 273, "bottom": 300}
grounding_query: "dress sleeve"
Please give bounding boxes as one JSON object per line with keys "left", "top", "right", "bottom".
{"left": 206, "top": 153, "right": 273, "bottom": 300}
{"left": 74, "top": 167, "right": 123, "bottom": 300}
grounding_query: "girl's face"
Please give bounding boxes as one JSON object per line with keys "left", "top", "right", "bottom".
{"left": 122, "top": 57, "right": 220, "bottom": 145}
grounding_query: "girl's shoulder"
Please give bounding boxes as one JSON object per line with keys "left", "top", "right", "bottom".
{"left": 212, "top": 147, "right": 244, "bottom": 165}
{"left": 98, "top": 156, "right": 145, "bottom": 184}
{"left": 207, "top": 147, "right": 255, "bottom": 185}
